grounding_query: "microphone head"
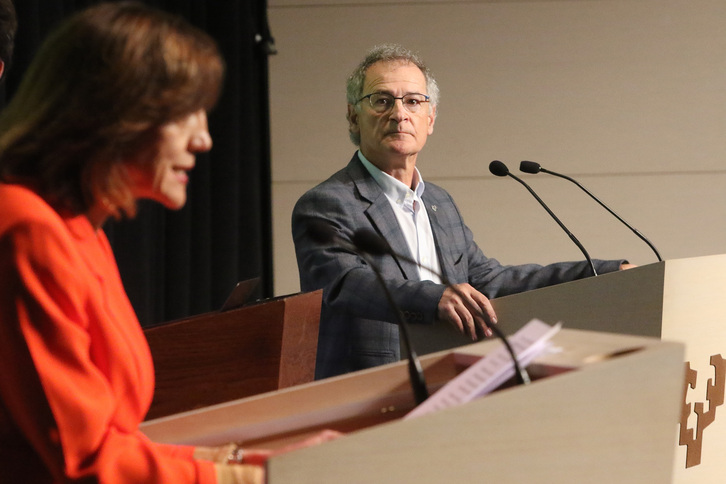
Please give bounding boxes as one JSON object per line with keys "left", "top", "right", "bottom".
{"left": 488, "top": 160, "right": 510, "bottom": 177}
{"left": 307, "top": 219, "right": 338, "bottom": 244}
{"left": 351, "top": 228, "right": 392, "bottom": 256}
{"left": 519, "top": 160, "right": 541, "bottom": 174}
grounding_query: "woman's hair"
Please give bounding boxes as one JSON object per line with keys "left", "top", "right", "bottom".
{"left": 0, "top": 1, "right": 225, "bottom": 217}
{"left": 0, "top": 0, "right": 17, "bottom": 69}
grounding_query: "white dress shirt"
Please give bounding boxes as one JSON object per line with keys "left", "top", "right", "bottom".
{"left": 358, "top": 152, "right": 442, "bottom": 283}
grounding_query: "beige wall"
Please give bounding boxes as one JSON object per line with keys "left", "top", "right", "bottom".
{"left": 268, "top": 0, "right": 726, "bottom": 296}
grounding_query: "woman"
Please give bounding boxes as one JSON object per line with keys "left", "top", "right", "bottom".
{"left": 0, "top": 3, "right": 334, "bottom": 483}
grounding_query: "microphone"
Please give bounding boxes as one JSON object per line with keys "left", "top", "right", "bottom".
{"left": 520, "top": 160, "right": 662, "bottom": 262}
{"left": 306, "top": 220, "right": 430, "bottom": 405}
{"left": 489, "top": 160, "right": 598, "bottom": 277}
{"left": 351, "top": 227, "right": 531, "bottom": 386}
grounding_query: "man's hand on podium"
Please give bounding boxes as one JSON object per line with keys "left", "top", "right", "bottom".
{"left": 437, "top": 283, "right": 497, "bottom": 340}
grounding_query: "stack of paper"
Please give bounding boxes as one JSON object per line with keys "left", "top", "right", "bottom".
{"left": 405, "top": 319, "right": 561, "bottom": 419}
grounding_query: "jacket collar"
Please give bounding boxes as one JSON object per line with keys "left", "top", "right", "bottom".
{"left": 345, "top": 153, "right": 419, "bottom": 280}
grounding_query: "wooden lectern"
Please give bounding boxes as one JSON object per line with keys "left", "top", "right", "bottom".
{"left": 143, "top": 290, "right": 322, "bottom": 420}
{"left": 409, "top": 254, "right": 726, "bottom": 482}
{"left": 141, "top": 328, "right": 684, "bottom": 483}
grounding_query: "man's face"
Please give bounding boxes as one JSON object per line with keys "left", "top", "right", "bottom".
{"left": 348, "top": 60, "right": 436, "bottom": 172}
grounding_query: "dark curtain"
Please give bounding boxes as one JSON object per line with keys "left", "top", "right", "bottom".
{"left": 3, "top": 0, "right": 273, "bottom": 326}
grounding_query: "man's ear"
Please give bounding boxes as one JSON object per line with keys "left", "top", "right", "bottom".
{"left": 347, "top": 103, "right": 360, "bottom": 135}
{"left": 0, "top": 61, "right": 5, "bottom": 80}
{"left": 427, "top": 105, "right": 436, "bottom": 135}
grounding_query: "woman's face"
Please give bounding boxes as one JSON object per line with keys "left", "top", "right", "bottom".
{"left": 126, "top": 109, "right": 212, "bottom": 209}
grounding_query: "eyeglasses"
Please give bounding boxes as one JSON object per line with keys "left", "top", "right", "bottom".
{"left": 357, "top": 92, "right": 430, "bottom": 114}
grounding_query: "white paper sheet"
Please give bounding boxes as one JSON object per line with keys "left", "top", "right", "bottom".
{"left": 404, "top": 319, "right": 561, "bottom": 419}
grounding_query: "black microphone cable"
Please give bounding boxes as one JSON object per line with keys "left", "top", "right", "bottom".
{"left": 519, "top": 160, "right": 662, "bottom": 262}
{"left": 307, "top": 220, "right": 429, "bottom": 405}
{"left": 489, "top": 160, "right": 598, "bottom": 277}
{"left": 351, "top": 228, "right": 531, "bottom": 386}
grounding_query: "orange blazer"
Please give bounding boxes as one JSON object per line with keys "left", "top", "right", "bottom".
{"left": 0, "top": 184, "right": 216, "bottom": 483}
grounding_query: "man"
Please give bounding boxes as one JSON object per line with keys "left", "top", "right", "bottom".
{"left": 0, "top": 0, "right": 16, "bottom": 81}
{"left": 292, "top": 44, "right": 629, "bottom": 379}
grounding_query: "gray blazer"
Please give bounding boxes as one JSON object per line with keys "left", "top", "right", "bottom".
{"left": 292, "top": 154, "right": 623, "bottom": 379}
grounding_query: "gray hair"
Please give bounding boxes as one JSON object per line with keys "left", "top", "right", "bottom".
{"left": 346, "top": 44, "right": 439, "bottom": 145}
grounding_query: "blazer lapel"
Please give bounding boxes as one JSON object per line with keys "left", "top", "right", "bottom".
{"left": 422, "top": 190, "right": 457, "bottom": 282}
{"left": 346, "top": 155, "right": 420, "bottom": 280}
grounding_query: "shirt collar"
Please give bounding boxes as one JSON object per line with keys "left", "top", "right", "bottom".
{"left": 357, "top": 150, "right": 426, "bottom": 205}
{"left": 65, "top": 213, "right": 99, "bottom": 241}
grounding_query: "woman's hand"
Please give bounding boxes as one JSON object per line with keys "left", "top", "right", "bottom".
{"left": 199, "top": 429, "right": 343, "bottom": 483}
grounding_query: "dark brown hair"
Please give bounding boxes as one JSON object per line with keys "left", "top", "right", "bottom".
{"left": 0, "top": 1, "right": 224, "bottom": 217}
{"left": 0, "top": 0, "right": 16, "bottom": 69}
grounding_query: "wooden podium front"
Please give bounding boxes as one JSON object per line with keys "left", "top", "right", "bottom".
{"left": 409, "top": 254, "right": 726, "bottom": 482}
{"left": 143, "top": 290, "right": 321, "bottom": 420}
{"left": 141, "top": 329, "right": 684, "bottom": 483}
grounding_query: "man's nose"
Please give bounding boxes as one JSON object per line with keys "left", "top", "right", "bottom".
{"left": 388, "top": 98, "right": 409, "bottom": 120}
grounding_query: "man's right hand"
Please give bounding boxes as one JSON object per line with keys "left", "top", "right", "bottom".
{"left": 437, "top": 283, "right": 497, "bottom": 340}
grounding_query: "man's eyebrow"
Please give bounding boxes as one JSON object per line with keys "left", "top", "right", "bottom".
{"left": 366, "top": 90, "right": 426, "bottom": 96}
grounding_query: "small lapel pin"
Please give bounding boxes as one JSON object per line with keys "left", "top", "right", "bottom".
{"left": 431, "top": 205, "right": 437, "bottom": 212}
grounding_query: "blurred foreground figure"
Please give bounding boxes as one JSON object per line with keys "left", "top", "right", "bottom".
{"left": 0, "top": 2, "right": 336, "bottom": 483}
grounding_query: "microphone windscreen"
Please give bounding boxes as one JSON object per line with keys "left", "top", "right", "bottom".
{"left": 488, "top": 160, "right": 510, "bottom": 177}
{"left": 307, "top": 220, "right": 337, "bottom": 244}
{"left": 351, "top": 229, "right": 392, "bottom": 256}
{"left": 519, "top": 161, "right": 541, "bottom": 174}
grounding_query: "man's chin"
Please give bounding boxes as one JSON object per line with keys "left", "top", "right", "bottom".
{"left": 384, "top": 141, "right": 419, "bottom": 155}
{"left": 384, "top": 132, "right": 413, "bottom": 140}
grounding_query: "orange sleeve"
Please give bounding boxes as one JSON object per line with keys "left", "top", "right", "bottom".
{"left": 0, "top": 214, "right": 217, "bottom": 483}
